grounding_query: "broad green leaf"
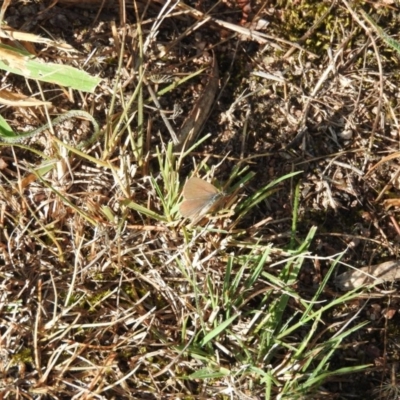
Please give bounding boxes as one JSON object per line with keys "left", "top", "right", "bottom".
{"left": 0, "top": 44, "right": 100, "bottom": 93}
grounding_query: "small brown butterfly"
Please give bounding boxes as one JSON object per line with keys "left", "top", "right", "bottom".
{"left": 179, "top": 177, "right": 224, "bottom": 220}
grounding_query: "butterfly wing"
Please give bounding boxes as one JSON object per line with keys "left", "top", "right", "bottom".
{"left": 179, "top": 199, "right": 211, "bottom": 218}
{"left": 182, "top": 177, "right": 219, "bottom": 200}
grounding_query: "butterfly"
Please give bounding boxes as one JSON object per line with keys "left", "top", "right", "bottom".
{"left": 179, "top": 177, "right": 224, "bottom": 220}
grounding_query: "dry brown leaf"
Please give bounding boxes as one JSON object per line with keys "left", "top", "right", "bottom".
{"left": 176, "top": 54, "right": 219, "bottom": 150}
{"left": 19, "top": 173, "right": 38, "bottom": 189}
{"left": 383, "top": 198, "right": 400, "bottom": 210}
{"left": 0, "top": 88, "right": 52, "bottom": 107}
{"left": 0, "top": 25, "right": 79, "bottom": 54}
{"left": 335, "top": 260, "right": 400, "bottom": 290}
{"left": 383, "top": 307, "right": 397, "bottom": 320}
{"left": 0, "top": 158, "right": 8, "bottom": 170}
{"left": 0, "top": 46, "right": 31, "bottom": 75}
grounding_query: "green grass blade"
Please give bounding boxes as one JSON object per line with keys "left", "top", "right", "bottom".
{"left": 200, "top": 314, "right": 239, "bottom": 346}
